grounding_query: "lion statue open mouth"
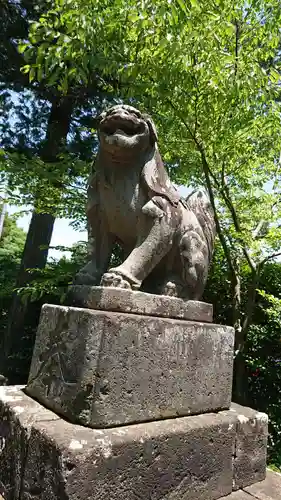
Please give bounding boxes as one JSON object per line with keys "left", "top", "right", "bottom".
{"left": 100, "top": 109, "right": 145, "bottom": 136}
{"left": 74, "top": 104, "right": 216, "bottom": 300}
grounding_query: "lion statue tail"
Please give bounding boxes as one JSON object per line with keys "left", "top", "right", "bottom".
{"left": 185, "top": 189, "right": 216, "bottom": 260}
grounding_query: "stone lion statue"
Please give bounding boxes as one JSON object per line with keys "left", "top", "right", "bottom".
{"left": 74, "top": 104, "right": 216, "bottom": 300}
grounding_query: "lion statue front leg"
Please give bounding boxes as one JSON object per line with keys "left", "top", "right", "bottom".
{"left": 100, "top": 196, "right": 181, "bottom": 291}
{"left": 100, "top": 198, "right": 212, "bottom": 301}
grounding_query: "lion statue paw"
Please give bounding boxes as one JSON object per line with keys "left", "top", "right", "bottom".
{"left": 100, "top": 272, "right": 132, "bottom": 290}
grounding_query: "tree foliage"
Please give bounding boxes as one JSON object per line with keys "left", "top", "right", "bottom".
{"left": 23, "top": 0, "right": 281, "bottom": 260}
{"left": 0, "top": 213, "right": 26, "bottom": 332}
{"left": 0, "top": 1, "right": 122, "bottom": 383}
{"left": 22, "top": 0, "right": 281, "bottom": 402}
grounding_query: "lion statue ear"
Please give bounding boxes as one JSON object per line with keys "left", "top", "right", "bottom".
{"left": 144, "top": 115, "right": 158, "bottom": 144}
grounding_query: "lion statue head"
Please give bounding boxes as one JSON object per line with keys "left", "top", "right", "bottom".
{"left": 98, "top": 104, "right": 158, "bottom": 155}
{"left": 96, "top": 104, "right": 180, "bottom": 207}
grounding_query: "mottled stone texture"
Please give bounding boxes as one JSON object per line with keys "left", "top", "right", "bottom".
{"left": 220, "top": 492, "right": 253, "bottom": 500}
{"left": 244, "top": 469, "right": 281, "bottom": 499}
{"left": 0, "top": 388, "right": 271, "bottom": 500}
{"left": 231, "top": 403, "right": 268, "bottom": 490}
{"left": 68, "top": 285, "right": 213, "bottom": 322}
{"left": 26, "top": 304, "right": 234, "bottom": 428}
{"left": 2, "top": 387, "right": 235, "bottom": 500}
{"left": 0, "top": 386, "right": 59, "bottom": 500}
{"left": 21, "top": 412, "right": 235, "bottom": 500}
{"left": 74, "top": 105, "right": 216, "bottom": 301}
{"left": 221, "top": 470, "right": 281, "bottom": 500}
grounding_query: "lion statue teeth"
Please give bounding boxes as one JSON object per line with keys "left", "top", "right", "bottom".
{"left": 74, "top": 104, "right": 216, "bottom": 300}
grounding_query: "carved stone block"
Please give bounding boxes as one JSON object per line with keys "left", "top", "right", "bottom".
{"left": 26, "top": 302, "right": 234, "bottom": 428}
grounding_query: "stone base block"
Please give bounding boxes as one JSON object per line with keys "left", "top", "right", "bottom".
{"left": 230, "top": 403, "right": 268, "bottom": 489}
{"left": 68, "top": 285, "right": 214, "bottom": 322}
{"left": 0, "top": 387, "right": 268, "bottom": 500}
{"left": 26, "top": 304, "right": 234, "bottom": 428}
{"left": 221, "top": 470, "right": 281, "bottom": 499}
{"left": 244, "top": 469, "right": 281, "bottom": 499}
{"left": 0, "top": 386, "right": 60, "bottom": 500}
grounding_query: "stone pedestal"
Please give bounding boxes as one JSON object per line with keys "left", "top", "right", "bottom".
{"left": 221, "top": 471, "right": 281, "bottom": 500}
{"left": 26, "top": 289, "right": 234, "bottom": 428}
{"left": 0, "top": 387, "right": 269, "bottom": 500}
{"left": 1, "top": 287, "right": 271, "bottom": 499}
{"left": 67, "top": 285, "right": 214, "bottom": 322}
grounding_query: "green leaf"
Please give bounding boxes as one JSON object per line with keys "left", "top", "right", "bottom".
{"left": 21, "top": 64, "right": 31, "bottom": 74}
{"left": 18, "top": 43, "right": 29, "bottom": 54}
{"left": 46, "top": 68, "right": 61, "bottom": 87}
{"left": 190, "top": 0, "right": 200, "bottom": 10}
{"left": 176, "top": 0, "right": 188, "bottom": 15}
{"left": 37, "top": 65, "right": 43, "bottom": 81}
{"left": 270, "top": 69, "right": 280, "bottom": 83}
{"left": 29, "top": 67, "right": 36, "bottom": 82}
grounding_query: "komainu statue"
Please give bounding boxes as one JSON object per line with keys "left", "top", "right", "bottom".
{"left": 74, "top": 104, "right": 216, "bottom": 300}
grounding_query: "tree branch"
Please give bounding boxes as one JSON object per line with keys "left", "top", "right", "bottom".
{"left": 234, "top": 19, "right": 240, "bottom": 79}
{"left": 260, "top": 251, "right": 281, "bottom": 267}
{"left": 165, "top": 98, "right": 258, "bottom": 278}
{"left": 199, "top": 156, "right": 257, "bottom": 272}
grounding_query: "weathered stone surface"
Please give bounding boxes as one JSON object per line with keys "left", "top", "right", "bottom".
{"left": 68, "top": 285, "right": 213, "bottom": 322}
{"left": 230, "top": 403, "right": 268, "bottom": 490}
{"left": 74, "top": 104, "right": 216, "bottom": 301}
{"left": 0, "top": 386, "right": 59, "bottom": 500}
{"left": 26, "top": 304, "right": 234, "bottom": 427}
{"left": 220, "top": 492, "right": 253, "bottom": 499}
{"left": 0, "top": 387, "right": 273, "bottom": 500}
{"left": 15, "top": 389, "right": 234, "bottom": 500}
{"left": 244, "top": 469, "right": 281, "bottom": 499}
{"left": 220, "top": 470, "right": 281, "bottom": 500}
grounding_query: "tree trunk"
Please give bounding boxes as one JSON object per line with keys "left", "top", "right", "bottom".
{"left": 233, "top": 269, "right": 259, "bottom": 406}
{"left": 230, "top": 261, "right": 246, "bottom": 405}
{"left": 177, "top": 118, "right": 255, "bottom": 408}
{"left": 199, "top": 151, "right": 247, "bottom": 405}
{"left": 2, "top": 96, "right": 73, "bottom": 384}
{"left": 0, "top": 201, "right": 7, "bottom": 239}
